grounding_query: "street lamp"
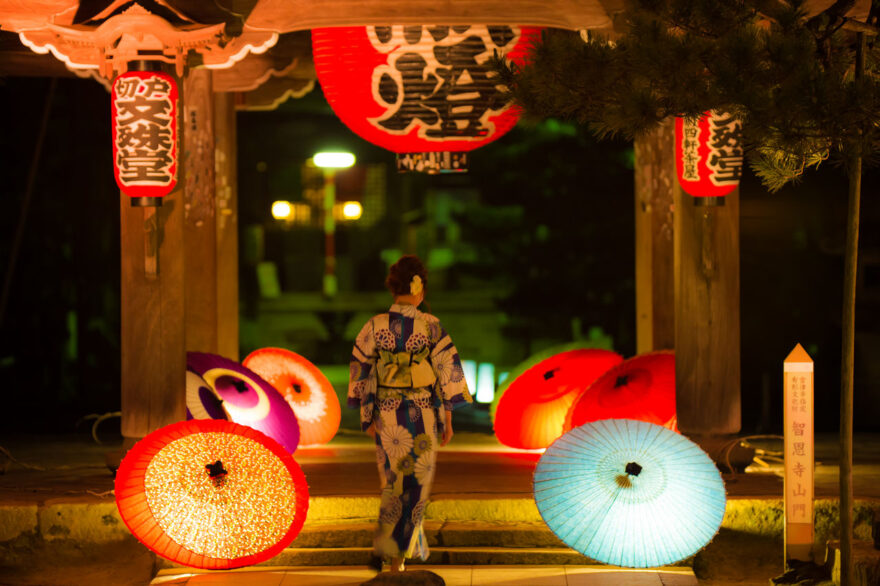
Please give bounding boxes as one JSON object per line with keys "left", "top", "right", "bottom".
{"left": 312, "top": 151, "right": 355, "bottom": 298}
{"left": 271, "top": 200, "right": 292, "bottom": 221}
{"left": 341, "top": 201, "right": 363, "bottom": 221}
{"left": 314, "top": 152, "right": 355, "bottom": 168}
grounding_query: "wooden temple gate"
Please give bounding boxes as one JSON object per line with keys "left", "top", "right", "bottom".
{"left": 0, "top": 0, "right": 742, "bottom": 444}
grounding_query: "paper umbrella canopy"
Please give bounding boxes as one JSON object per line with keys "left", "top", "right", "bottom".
{"left": 185, "top": 369, "right": 228, "bottom": 421}
{"left": 535, "top": 419, "right": 725, "bottom": 568}
{"left": 565, "top": 351, "right": 677, "bottom": 433}
{"left": 493, "top": 347, "right": 623, "bottom": 449}
{"left": 187, "top": 352, "right": 300, "bottom": 453}
{"left": 115, "top": 419, "right": 309, "bottom": 569}
{"left": 243, "top": 347, "right": 341, "bottom": 447}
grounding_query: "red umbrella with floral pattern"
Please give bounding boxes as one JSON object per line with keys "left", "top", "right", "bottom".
{"left": 115, "top": 419, "right": 309, "bottom": 570}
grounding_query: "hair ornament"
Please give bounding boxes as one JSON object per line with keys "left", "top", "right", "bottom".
{"left": 410, "top": 275, "right": 424, "bottom": 296}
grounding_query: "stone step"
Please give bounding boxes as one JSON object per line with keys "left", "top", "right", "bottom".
{"left": 156, "top": 521, "right": 700, "bottom": 569}
{"left": 289, "top": 521, "right": 567, "bottom": 549}
{"left": 155, "top": 522, "right": 589, "bottom": 570}
{"left": 157, "top": 546, "right": 600, "bottom": 569}
{"left": 264, "top": 546, "right": 596, "bottom": 567}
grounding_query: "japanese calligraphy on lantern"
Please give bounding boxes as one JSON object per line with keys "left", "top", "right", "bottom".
{"left": 367, "top": 25, "right": 516, "bottom": 140}
{"left": 311, "top": 25, "right": 541, "bottom": 162}
{"left": 111, "top": 71, "right": 178, "bottom": 199}
{"left": 783, "top": 343, "right": 814, "bottom": 562}
{"left": 675, "top": 110, "right": 742, "bottom": 199}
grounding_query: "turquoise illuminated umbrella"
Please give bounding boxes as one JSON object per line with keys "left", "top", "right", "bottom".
{"left": 534, "top": 419, "right": 726, "bottom": 568}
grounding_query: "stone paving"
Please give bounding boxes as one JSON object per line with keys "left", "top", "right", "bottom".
{"left": 1, "top": 431, "right": 879, "bottom": 585}
{"left": 150, "top": 565, "right": 699, "bottom": 585}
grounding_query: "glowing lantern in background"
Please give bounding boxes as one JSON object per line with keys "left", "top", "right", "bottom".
{"left": 312, "top": 25, "right": 541, "bottom": 174}
{"left": 493, "top": 348, "right": 623, "bottom": 449}
{"left": 243, "top": 347, "right": 342, "bottom": 447}
{"left": 565, "top": 351, "right": 677, "bottom": 433}
{"left": 187, "top": 352, "right": 300, "bottom": 453}
{"left": 675, "top": 110, "right": 742, "bottom": 205}
{"left": 111, "top": 67, "right": 178, "bottom": 206}
{"left": 115, "top": 419, "right": 309, "bottom": 569}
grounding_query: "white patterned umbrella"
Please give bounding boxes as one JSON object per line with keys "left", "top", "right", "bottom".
{"left": 534, "top": 419, "right": 726, "bottom": 568}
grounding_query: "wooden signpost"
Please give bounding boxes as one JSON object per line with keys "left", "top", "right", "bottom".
{"left": 784, "top": 343, "right": 815, "bottom": 563}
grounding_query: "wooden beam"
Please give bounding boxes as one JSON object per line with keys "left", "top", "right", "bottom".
{"left": 214, "top": 91, "right": 240, "bottom": 360}
{"left": 674, "top": 188, "right": 741, "bottom": 435}
{"left": 634, "top": 119, "right": 675, "bottom": 354}
{"left": 244, "top": 0, "right": 617, "bottom": 32}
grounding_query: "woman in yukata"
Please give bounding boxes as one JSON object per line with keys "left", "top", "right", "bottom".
{"left": 348, "top": 255, "right": 472, "bottom": 573}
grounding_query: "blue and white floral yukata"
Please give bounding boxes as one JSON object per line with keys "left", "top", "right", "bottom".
{"left": 348, "top": 303, "right": 472, "bottom": 561}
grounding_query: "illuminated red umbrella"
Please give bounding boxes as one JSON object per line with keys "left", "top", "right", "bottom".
{"left": 243, "top": 347, "right": 341, "bottom": 447}
{"left": 565, "top": 351, "right": 677, "bottom": 433}
{"left": 187, "top": 352, "right": 300, "bottom": 453}
{"left": 185, "top": 369, "right": 228, "bottom": 421}
{"left": 115, "top": 419, "right": 309, "bottom": 570}
{"left": 493, "top": 349, "right": 623, "bottom": 449}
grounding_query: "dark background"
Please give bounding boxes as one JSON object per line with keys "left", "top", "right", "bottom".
{"left": 1, "top": 75, "right": 879, "bottom": 434}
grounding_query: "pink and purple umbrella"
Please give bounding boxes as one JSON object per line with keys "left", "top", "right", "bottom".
{"left": 186, "top": 369, "right": 228, "bottom": 421}
{"left": 187, "top": 352, "right": 300, "bottom": 453}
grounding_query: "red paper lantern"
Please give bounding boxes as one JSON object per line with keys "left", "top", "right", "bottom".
{"left": 312, "top": 25, "right": 541, "bottom": 173}
{"left": 111, "top": 69, "right": 178, "bottom": 206}
{"left": 493, "top": 349, "right": 623, "bottom": 449}
{"left": 675, "top": 110, "right": 742, "bottom": 203}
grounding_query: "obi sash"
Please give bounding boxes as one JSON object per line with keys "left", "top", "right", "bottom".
{"left": 376, "top": 347, "right": 436, "bottom": 389}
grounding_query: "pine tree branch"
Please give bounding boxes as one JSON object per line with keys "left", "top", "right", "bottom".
{"left": 494, "top": 0, "right": 880, "bottom": 192}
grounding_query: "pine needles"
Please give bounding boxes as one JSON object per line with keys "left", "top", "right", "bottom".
{"left": 494, "top": 0, "right": 880, "bottom": 191}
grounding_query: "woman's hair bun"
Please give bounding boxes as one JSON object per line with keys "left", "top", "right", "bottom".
{"left": 386, "top": 255, "right": 427, "bottom": 297}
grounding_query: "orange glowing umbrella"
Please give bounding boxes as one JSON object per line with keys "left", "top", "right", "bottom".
{"left": 115, "top": 419, "right": 309, "bottom": 570}
{"left": 565, "top": 351, "right": 677, "bottom": 433}
{"left": 493, "top": 349, "right": 623, "bottom": 449}
{"left": 243, "top": 347, "right": 341, "bottom": 447}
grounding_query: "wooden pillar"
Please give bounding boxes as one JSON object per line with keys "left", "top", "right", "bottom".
{"left": 119, "top": 121, "right": 187, "bottom": 439}
{"left": 634, "top": 120, "right": 675, "bottom": 354}
{"left": 674, "top": 187, "right": 741, "bottom": 435}
{"left": 214, "top": 92, "right": 239, "bottom": 360}
{"left": 119, "top": 70, "right": 241, "bottom": 443}
{"left": 182, "top": 69, "right": 219, "bottom": 355}
{"left": 182, "top": 72, "right": 240, "bottom": 359}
